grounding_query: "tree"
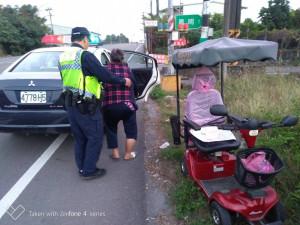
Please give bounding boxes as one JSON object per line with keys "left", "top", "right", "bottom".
{"left": 206, "top": 13, "right": 224, "bottom": 40}
{"left": 209, "top": 13, "right": 223, "bottom": 31}
{"left": 0, "top": 13, "right": 20, "bottom": 54}
{"left": 0, "top": 4, "right": 49, "bottom": 55}
{"left": 103, "top": 33, "right": 129, "bottom": 44}
{"left": 17, "top": 5, "right": 49, "bottom": 53}
{"left": 186, "top": 29, "right": 201, "bottom": 46}
{"left": 142, "top": 12, "right": 168, "bottom": 53}
{"left": 119, "top": 33, "right": 129, "bottom": 43}
{"left": 240, "top": 18, "right": 264, "bottom": 39}
{"left": 290, "top": 9, "right": 300, "bottom": 29}
{"left": 259, "top": 0, "right": 291, "bottom": 30}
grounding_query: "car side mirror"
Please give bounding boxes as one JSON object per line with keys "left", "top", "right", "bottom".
{"left": 210, "top": 105, "right": 228, "bottom": 117}
{"left": 280, "top": 115, "right": 298, "bottom": 127}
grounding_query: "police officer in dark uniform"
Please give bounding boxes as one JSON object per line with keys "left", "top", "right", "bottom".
{"left": 58, "top": 27, "right": 131, "bottom": 180}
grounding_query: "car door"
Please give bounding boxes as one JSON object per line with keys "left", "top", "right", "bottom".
{"left": 123, "top": 51, "right": 161, "bottom": 102}
{"left": 89, "top": 47, "right": 110, "bottom": 67}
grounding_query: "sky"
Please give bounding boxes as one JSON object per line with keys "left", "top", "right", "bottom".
{"left": 0, "top": 0, "right": 299, "bottom": 42}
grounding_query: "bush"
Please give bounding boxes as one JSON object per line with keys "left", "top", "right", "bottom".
{"left": 150, "top": 86, "right": 167, "bottom": 100}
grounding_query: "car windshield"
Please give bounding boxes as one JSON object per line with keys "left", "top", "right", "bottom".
{"left": 12, "top": 51, "right": 62, "bottom": 72}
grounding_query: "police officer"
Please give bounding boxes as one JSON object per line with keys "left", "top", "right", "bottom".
{"left": 58, "top": 27, "right": 131, "bottom": 180}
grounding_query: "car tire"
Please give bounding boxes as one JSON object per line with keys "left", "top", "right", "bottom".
{"left": 210, "top": 201, "right": 232, "bottom": 225}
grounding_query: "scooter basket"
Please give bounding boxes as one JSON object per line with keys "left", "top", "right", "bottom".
{"left": 235, "top": 148, "right": 285, "bottom": 189}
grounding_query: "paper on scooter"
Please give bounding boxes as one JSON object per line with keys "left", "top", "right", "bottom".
{"left": 190, "top": 126, "right": 236, "bottom": 142}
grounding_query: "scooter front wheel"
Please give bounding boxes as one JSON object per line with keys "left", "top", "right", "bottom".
{"left": 180, "top": 156, "right": 188, "bottom": 177}
{"left": 265, "top": 201, "right": 285, "bottom": 223}
{"left": 210, "top": 201, "right": 232, "bottom": 225}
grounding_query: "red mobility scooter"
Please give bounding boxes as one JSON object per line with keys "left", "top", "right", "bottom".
{"left": 170, "top": 38, "right": 299, "bottom": 225}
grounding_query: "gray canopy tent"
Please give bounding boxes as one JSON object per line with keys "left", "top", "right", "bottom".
{"left": 171, "top": 37, "right": 278, "bottom": 118}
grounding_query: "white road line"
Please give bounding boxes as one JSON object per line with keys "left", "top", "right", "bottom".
{"left": 0, "top": 133, "right": 68, "bottom": 219}
{"left": 135, "top": 44, "right": 144, "bottom": 52}
{"left": 128, "top": 44, "right": 144, "bottom": 62}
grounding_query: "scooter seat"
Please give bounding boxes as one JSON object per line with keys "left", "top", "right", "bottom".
{"left": 190, "top": 135, "right": 240, "bottom": 153}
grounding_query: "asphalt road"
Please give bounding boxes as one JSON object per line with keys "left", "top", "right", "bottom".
{"left": 0, "top": 56, "right": 20, "bottom": 72}
{"left": 0, "top": 43, "right": 166, "bottom": 225}
{"left": 102, "top": 43, "right": 144, "bottom": 52}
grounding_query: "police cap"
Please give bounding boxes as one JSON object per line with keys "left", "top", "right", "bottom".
{"left": 71, "top": 27, "right": 90, "bottom": 37}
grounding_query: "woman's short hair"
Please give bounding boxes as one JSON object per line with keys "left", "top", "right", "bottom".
{"left": 110, "top": 49, "right": 124, "bottom": 62}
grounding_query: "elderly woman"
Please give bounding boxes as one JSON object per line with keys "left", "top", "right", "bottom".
{"left": 103, "top": 49, "right": 139, "bottom": 161}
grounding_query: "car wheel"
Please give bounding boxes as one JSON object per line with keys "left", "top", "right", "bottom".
{"left": 180, "top": 156, "right": 188, "bottom": 177}
{"left": 210, "top": 201, "right": 232, "bottom": 225}
{"left": 265, "top": 201, "right": 285, "bottom": 223}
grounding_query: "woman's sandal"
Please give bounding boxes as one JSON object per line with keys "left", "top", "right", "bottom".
{"left": 124, "top": 152, "right": 137, "bottom": 161}
{"left": 109, "top": 154, "right": 120, "bottom": 162}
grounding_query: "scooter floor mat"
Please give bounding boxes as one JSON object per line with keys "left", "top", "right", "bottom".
{"left": 200, "top": 176, "right": 242, "bottom": 197}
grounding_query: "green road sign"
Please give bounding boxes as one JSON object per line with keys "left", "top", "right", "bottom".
{"left": 175, "top": 14, "right": 202, "bottom": 30}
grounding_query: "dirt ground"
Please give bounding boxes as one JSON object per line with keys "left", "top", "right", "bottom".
{"left": 143, "top": 98, "right": 185, "bottom": 225}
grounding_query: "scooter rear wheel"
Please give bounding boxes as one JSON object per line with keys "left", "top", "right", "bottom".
{"left": 180, "top": 156, "right": 188, "bottom": 177}
{"left": 265, "top": 201, "right": 285, "bottom": 223}
{"left": 210, "top": 201, "right": 232, "bottom": 225}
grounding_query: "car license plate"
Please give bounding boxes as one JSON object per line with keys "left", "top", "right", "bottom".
{"left": 20, "top": 91, "right": 46, "bottom": 103}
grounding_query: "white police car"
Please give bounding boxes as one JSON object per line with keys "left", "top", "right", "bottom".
{"left": 0, "top": 46, "right": 160, "bottom": 133}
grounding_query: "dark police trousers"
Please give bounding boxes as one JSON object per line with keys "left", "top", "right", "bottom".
{"left": 66, "top": 105, "right": 103, "bottom": 175}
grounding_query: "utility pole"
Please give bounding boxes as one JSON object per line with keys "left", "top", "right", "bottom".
{"left": 223, "top": 0, "right": 230, "bottom": 37}
{"left": 156, "top": 0, "right": 160, "bottom": 19}
{"left": 46, "top": 8, "right": 54, "bottom": 35}
{"left": 221, "top": 0, "right": 230, "bottom": 86}
{"left": 265, "top": 28, "right": 268, "bottom": 40}
{"left": 143, "top": 12, "right": 149, "bottom": 54}
{"left": 167, "top": 0, "right": 175, "bottom": 75}
{"left": 221, "top": 0, "right": 242, "bottom": 92}
{"left": 228, "top": 0, "right": 242, "bottom": 39}
{"left": 200, "top": 0, "right": 209, "bottom": 43}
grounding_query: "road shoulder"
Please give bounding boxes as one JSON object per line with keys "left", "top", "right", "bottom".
{"left": 143, "top": 98, "right": 184, "bottom": 225}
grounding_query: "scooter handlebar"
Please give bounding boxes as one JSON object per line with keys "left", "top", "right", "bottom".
{"left": 216, "top": 123, "right": 237, "bottom": 130}
{"left": 217, "top": 121, "right": 275, "bottom": 131}
{"left": 227, "top": 114, "right": 276, "bottom": 131}
{"left": 260, "top": 121, "right": 276, "bottom": 129}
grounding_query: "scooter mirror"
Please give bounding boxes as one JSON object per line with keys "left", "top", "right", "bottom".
{"left": 210, "top": 105, "right": 228, "bottom": 116}
{"left": 280, "top": 115, "right": 298, "bottom": 127}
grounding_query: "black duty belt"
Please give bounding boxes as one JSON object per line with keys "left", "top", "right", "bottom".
{"left": 64, "top": 90, "right": 101, "bottom": 115}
